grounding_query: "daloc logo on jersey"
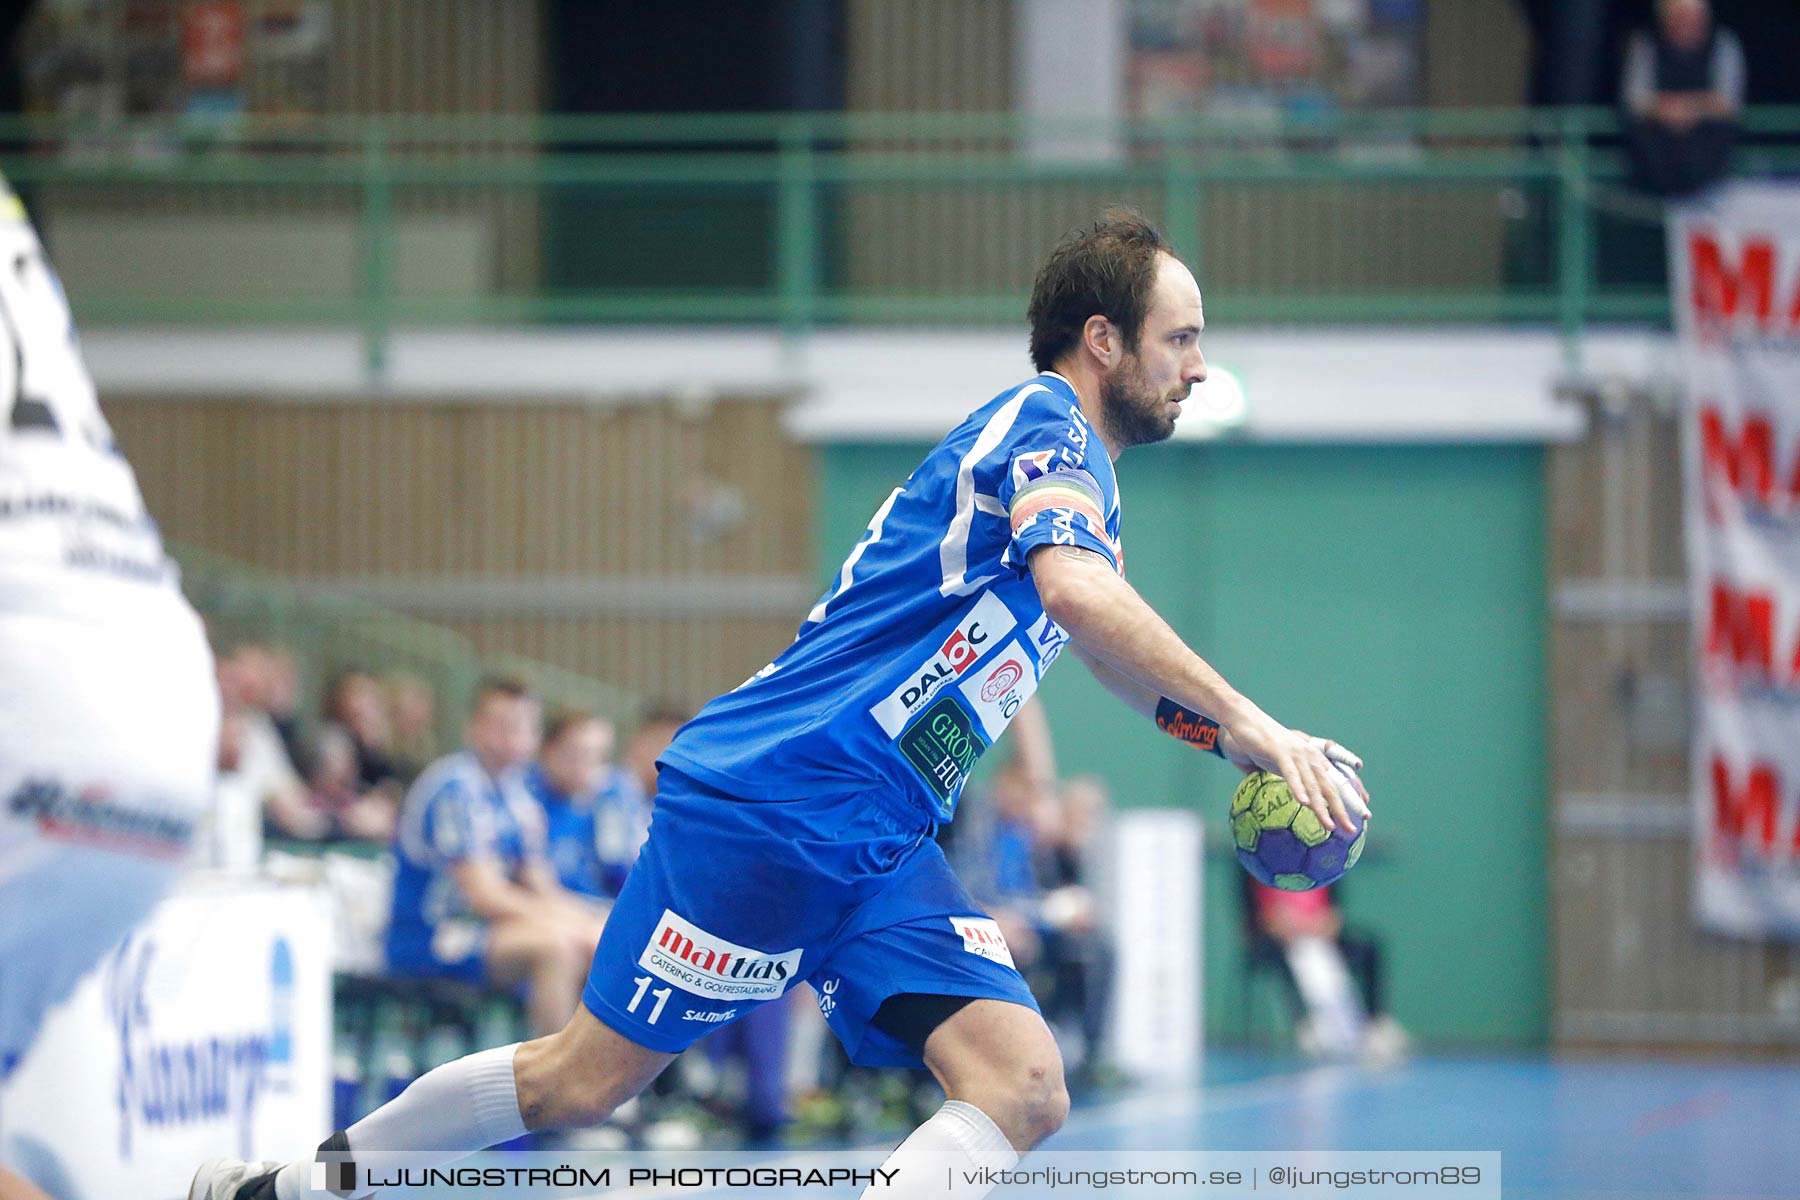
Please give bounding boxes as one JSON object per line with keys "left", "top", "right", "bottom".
{"left": 869, "top": 592, "right": 1018, "bottom": 737}
{"left": 939, "top": 625, "right": 985, "bottom": 673}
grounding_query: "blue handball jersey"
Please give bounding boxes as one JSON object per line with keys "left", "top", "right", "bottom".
{"left": 662, "top": 371, "right": 1122, "bottom": 823}
{"left": 387, "top": 750, "right": 549, "bottom": 958}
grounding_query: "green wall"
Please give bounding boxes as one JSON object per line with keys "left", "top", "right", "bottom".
{"left": 815, "top": 440, "right": 1549, "bottom": 1046}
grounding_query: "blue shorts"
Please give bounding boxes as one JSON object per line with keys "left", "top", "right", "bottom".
{"left": 582, "top": 768, "right": 1038, "bottom": 1068}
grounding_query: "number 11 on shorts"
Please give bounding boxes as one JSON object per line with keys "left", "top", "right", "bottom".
{"left": 628, "top": 974, "right": 671, "bottom": 1024}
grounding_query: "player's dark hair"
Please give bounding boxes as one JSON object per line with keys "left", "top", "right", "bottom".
{"left": 543, "top": 707, "right": 601, "bottom": 746}
{"left": 634, "top": 702, "right": 692, "bottom": 732}
{"left": 1027, "top": 208, "right": 1173, "bottom": 373}
{"left": 472, "top": 675, "right": 532, "bottom": 711}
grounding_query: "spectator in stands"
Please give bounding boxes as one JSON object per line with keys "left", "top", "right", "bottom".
{"left": 699, "top": 993, "right": 792, "bottom": 1148}
{"left": 202, "top": 697, "right": 259, "bottom": 869}
{"left": 590, "top": 740, "right": 654, "bottom": 900}
{"left": 386, "top": 678, "right": 606, "bottom": 1037}
{"left": 524, "top": 710, "right": 618, "bottom": 900}
{"left": 325, "top": 668, "right": 410, "bottom": 795}
{"left": 231, "top": 643, "right": 307, "bottom": 771}
{"left": 969, "top": 756, "right": 1052, "bottom": 970}
{"left": 947, "top": 702, "right": 1116, "bottom": 1084}
{"left": 1049, "top": 774, "right": 1112, "bottom": 899}
{"left": 947, "top": 695, "right": 1059, "bottom": 971}
{"left": 387, "top": 673, "right": 440, "bottom": 776}
{"left": 1041, "top": 775, "right": 1117, "bottom": 1088}
{"left": 568, "top": 705, "right": 680, "bottom": 896}
{"left": 1245, "top": 879, "right": 1409, "bottom": 1065}
{"left": 609, "top": 704, "right": 786, "bottom": 1144}
{"left": 1621, "top": 0, "right": 1746, "bottom": 197}
{"left": 299, "top": 722, "right": 399, "bottom": 844}
{"left": 212, "top": 650, "right": 328, "bottom": 857}
{"left": 621, "top": 705, "right": 687, "bottom": 804}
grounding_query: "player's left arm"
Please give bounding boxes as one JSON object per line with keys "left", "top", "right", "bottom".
{"left": 1031, "top": 543, "right": 1369, "bottom": 828}
{"left": 1071, "top": 641, "right": 1365, "bottom": 808}
{"left": 994, "top": 396, "right": 1366, "bottom": 823}
{"left": 1072, "top": 643, "right": 1231, "bottom": 764}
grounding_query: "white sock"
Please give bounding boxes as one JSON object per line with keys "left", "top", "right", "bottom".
{"left": 274, "top": 1043, "right": 527, "bottom": 1200}
{"left": 860, "top": 1099, "right": 1020, "bottom": 1199}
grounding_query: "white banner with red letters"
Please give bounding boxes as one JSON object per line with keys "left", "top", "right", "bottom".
{"left": 1672, "top": 183, "right": 1800, "bottom": 939}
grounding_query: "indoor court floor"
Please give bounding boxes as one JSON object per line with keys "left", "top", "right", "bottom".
{"left": 1049, "top": 1050, "right": 1799, "bottom": 1199}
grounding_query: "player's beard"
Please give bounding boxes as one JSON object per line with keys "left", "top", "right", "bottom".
{"left": 1100, "top": 350, "right": 1181, "bottom": 448}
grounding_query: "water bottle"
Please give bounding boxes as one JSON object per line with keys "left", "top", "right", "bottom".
{"left": 419, "top": 1022, "right": 466, "bottom": 1074}
{"left": 475, "top": 997, "right": 520, "bottom": 1051}
{"left": 360, "top": 1002, "right": 415, "bottom": 1109}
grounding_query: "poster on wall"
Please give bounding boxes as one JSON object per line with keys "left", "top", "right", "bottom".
{"left": 1671, "top": 182, "right": 1800, "bottom": 939}
{"left": 1127, "top": 0, "right": 1424, "bottom": 123}
{"left": 181, "top": 0, "right": 247, "bottom": 119}
{"left": 22, "top": 0, "right": 332, "bottom": 134}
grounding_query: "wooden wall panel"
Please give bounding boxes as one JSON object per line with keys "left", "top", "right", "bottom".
{"left": 1556, "top": 835, "right": 1800, "bottom": 1038}
{"left": 1548, "top": 397, "right": 1800, "bottom": 1048}
{"left": 107, "top": 394, "right": 815, "bottom": 704}
{"left": 846, "top": 0, "right": 1013, "bottom": 115}
{"left": 836, "top": 0, "right": 1515, "bottom": 304}
{"left": 109, "top": 396, "right": 812, "bottom": 576}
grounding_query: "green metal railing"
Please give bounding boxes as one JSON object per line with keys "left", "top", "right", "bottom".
{"left": 4, "top": 107, "right": 1798, "bottom": 370}
{"left": 177, "top": 542, "right": 640, "bottom": 747}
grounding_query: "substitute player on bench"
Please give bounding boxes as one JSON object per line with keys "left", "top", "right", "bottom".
{"left": 193, "top": 209, "right": 1369, "bottom": 1200}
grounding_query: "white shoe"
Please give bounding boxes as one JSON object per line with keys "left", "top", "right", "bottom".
{"left": 1293, "top": 1016, "right": 1325, "bottom": 1060}
{"left": 188, "top": 1158, "right": 285, "bottom": 1200}
{"left": 1359, "top": 1015, "right": 1413, "bottom": 1067}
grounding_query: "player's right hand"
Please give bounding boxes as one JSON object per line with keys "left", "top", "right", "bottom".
{"left": 1314, "top": 737, "right": 1372, "bottom": 821}
{"left": 1221, "top": 714, "right": 1369, "bottom": 833}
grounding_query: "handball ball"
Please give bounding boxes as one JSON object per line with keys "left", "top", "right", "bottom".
{"left": 1229, "top": 770, "right": 1365, "bottom": 891}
